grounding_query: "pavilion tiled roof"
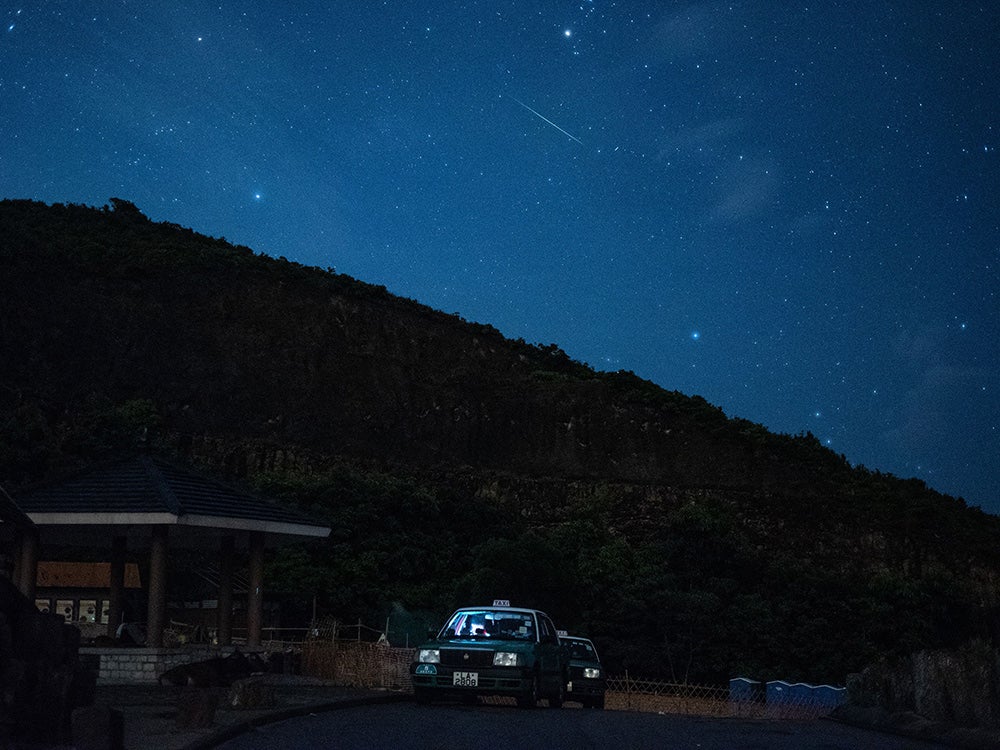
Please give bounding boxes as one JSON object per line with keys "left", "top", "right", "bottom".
{"left": 15, "top": 455, "right": 330, "bottom": 538}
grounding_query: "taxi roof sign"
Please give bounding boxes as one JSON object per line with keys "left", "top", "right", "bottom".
{"left": 492, "top": 599, "right": 511, "bottom": 607}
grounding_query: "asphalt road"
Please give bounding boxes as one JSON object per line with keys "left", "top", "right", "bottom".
{"left": 215, "top": 701, "right": 942, "bottom": 750}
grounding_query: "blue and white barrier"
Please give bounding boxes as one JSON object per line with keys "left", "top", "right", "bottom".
{"left": 730, "top": 677, "right": 846, "bottom": 708}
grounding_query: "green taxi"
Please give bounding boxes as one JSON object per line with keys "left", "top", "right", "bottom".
{"left": 560, "top": 634, "right": 606, "bottom": 708}
{"left": 410, "top": 601, "right": 568, "bottom": 708}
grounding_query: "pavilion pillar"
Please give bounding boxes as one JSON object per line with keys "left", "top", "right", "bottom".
{"left": 217, "top": 534, "right": 235, "bottom": 646}
{"left": 16, "top": 526, "right": 40, "bottom": 600}
{"left": 10, "top": 533, "right": 23, "bottom": 589}
{"left": 146, "top": 525, "right": 169, "bottom": 648}
{"left": 246, "top": 530, "right": 265, "bottom": 647}
{"left": 106, "top": 535, "right": 127, "bottom": 637}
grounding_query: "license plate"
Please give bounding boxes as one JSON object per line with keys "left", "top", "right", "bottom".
{"left": 453, "top": 671, "right": 478, "bottom": 687}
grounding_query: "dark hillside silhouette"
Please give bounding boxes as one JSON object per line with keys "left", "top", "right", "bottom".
{"left": 2, "top": 198, "right": 998, "bottom": 683}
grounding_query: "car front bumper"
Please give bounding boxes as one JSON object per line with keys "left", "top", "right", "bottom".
{"left": 410, "top": 664, "right": 534, "bottom": 697}
{"left": 566, "top": 677, "right": 606, "bottom": 700}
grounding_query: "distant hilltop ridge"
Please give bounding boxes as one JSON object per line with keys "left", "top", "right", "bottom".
{"left": 0, "top": 197, "right": 864, "bottom": 488}
{"left": 3, "top": 197, "right": 999, "bottom": 685}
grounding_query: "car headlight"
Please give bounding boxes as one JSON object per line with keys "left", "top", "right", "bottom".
{"left": 583, "top": 667, "right": 602, "bottom": 679}
{"left": 417, "top": 648, "right": 440, "bottom": 664}
{"left": 493, "top": 651, "right": 520, "bottom": 667}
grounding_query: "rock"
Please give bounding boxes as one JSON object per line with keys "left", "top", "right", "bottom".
{"left": 1, "top": 576, "right": 94, "bottom": 745}
{"left": 852, "top": 641, "right": 1000, "bottom": 730}
{"left": 228, "top": 676, "right": 276, "bottom": 709}
{"left": 159, "top": 647, "right": 265, "bottom": 687}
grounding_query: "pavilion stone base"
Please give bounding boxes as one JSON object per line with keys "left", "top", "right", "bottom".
{"left": 79, "top": 645, "right": 239, "bottom": 684}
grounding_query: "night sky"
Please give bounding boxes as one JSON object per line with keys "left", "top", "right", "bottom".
{"left": 2, "top": 3, "right": 997, "bottom": 512}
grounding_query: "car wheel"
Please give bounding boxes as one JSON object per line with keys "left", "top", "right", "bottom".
{"left": 594, "top": 695, "right": 605, "bottom": 710}
{"left": 517, "top": 674, "right": 540, "bottom": 709}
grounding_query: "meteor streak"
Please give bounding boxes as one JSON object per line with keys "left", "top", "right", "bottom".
{"left": 509, "top": 96, "right": 583, "bottom": 145}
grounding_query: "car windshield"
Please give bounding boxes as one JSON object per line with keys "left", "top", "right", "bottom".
{"left": 566, "top": 639, "right": 598, "bottom": 661}
{"left": 440, "top": 609, "right": 536, "bottom": 641}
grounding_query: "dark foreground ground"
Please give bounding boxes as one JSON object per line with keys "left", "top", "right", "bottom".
{"left": 93, "top": 677, "right": 400, "bottom": 750}
{"left": 78, "top": 679, "right": 1000, "bottom": 750}
{"left": 213, "top": 700, "right": 943, "bottom": 750}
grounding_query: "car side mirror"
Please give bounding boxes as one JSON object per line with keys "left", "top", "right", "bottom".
{"left": 540, "top": 634, "right": 558, "bottom": 645}
{"left": 427, "top": 629, "right": 438, "bottom": 640}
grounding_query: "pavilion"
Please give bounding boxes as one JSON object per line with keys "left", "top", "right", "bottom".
{"left": 4, "top": 454, "right": 330, "bottom": 647}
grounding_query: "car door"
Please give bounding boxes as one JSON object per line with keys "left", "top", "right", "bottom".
{"left": 537, "top": 614, "right": 564, "bottom": 684}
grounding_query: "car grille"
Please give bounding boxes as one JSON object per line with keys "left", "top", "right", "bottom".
{"left": 440, "top": 649, "right": 494, "bottom": 668}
